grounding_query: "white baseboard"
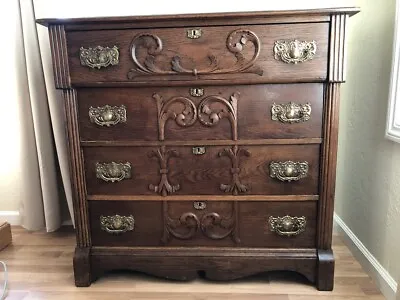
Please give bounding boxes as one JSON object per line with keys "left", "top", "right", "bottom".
{"left": 334, "top": 213, "right": 398, "bottom": 300}
{"left": 0, "top": 211, "right": 21, "bottom": 225}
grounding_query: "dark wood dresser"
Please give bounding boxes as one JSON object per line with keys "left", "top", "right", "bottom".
{"left": 38, "top": 7, "right": 359, "bottom": 290}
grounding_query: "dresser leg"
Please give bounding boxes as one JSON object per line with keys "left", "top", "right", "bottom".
{"left": 317, "top": 249, "right": 335, "bottom": 291}
{"left": 74, "top": 247, "right": 92, "bottom": 287}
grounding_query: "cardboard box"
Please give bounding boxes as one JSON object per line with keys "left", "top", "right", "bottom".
{"left": 0, "top": 221, "right": 11, "bottom": 251}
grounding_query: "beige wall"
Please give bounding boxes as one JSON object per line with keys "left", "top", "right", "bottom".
{"left": 336, "top": 0, "right": 400, "bottom": 283}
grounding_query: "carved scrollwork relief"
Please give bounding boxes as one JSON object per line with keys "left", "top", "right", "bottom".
{"left": 198, "top": 92, "right": 239, "bottom": 140}
{"left": 161, "top": 209, "right": 200, "bottom": 243}
{"left": 153, "top": 93, "right": 197, "bottom": 141}
{"left": 218, "top": 145, "right": 250, "bottom": 195}
{"left": 154, "top": 92, "right": 239, "bottom": 140}
{"left": 127, "top": 30, "right": 262, "bottom": 79}
{"left": 161, "top": 202, "right": 240, "bottom": 244}
{"left": 148, "top": 146, "right": 180, "bottom": 196}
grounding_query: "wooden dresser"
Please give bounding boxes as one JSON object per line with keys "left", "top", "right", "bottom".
{"left": 38, "top": 7, "right": 359, "bottom": 290}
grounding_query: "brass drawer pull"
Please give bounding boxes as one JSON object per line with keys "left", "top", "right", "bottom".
{"left": 187, "top": 28, "right": 202, "bottom": 39}
{"left": 89, "top": 105, "right": 126, "bottom": 127}
{"left": 80, "top": 45, "right": 119, "bottom": 69}
{"left": 269, "top": 161, "right": 309, "bottom": 182}
{"left": 100, "top": 215, "right": 135, "bottom": 234}
{"left": 271, "top": 102, "right": 311, "bottom": 123}
{"left": 96, "top": 162, "right": 132, "bottom": 182}
{"left": 274, "top": 40, "right": 316, "bottom": 64}
{"left": 269, "top": 215, "right": 306, "bottom": 237}
{"left": 193, "top": 201, "right": 207, "bottom": 210}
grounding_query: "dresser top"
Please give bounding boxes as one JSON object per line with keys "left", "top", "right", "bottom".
{"left": 37, "top": 7, "right": 360, "bottom": 28}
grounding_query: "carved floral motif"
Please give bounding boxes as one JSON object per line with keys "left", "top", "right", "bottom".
{"left": 161, "top": 202, "right": 240, "bottom": 243}
{"left": 153, "top": 93, "right": 197, "bottom": 141}
{"left": 148, "top": 146, "right": 180, "bottom": 196}
{"left": 218, "top": 145, "right": 250, "bottom": 195}
{"left": 153, "top": 92, "right": 239, "bottom": 140}
{"left": 127, "top": 30, "right": 262, "bottom": 79}
{"left": 198, "top": 92, "right": 239, "bottom": 140}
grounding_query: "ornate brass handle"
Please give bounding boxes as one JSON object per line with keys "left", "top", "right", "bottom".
{"left": 96, "top": 162, "right": 132, "bottom": 182}
{"left": 269, "top": 161, "right": 309, "bottom": 182}
{"left": 89, "top": 105, "right": 126, "bottom": 127}
{"left": 80, "top": 45, "right": 119, "bottom": 69}
{"left": 100, "top": 215, "right": 135, "bottom": 234}
{"left": 274, "top": 40, "right": 316, "bottom": 64}
{"left": 269, "top": 215, "right": 306, "bottom": 237}
{"left": 271, "top": 102, "right": 311, "bottom": 123}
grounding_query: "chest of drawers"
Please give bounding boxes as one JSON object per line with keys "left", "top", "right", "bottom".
{"left": 38, "top": 7, "right": 359, "bottom": 290}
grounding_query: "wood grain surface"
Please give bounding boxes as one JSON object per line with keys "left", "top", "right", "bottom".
{"left": 83, "top": 145, "right": 320, "bottom": 196}
{"left": 66, "top": 23, "right": 328, "bottom": 85}
{"left": 88, "top": 201, "right": 316, "bottom": 248}
{"left": 78, "top": 84, "right": 323, "bottom": 142}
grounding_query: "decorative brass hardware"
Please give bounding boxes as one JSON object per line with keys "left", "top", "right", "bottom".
{"left": 269, "top": 215, "right": 306, "bottom": 237}
{"left": 96, "top": 162, "right": 132, "bottom": 182}
{"left": 79, "top": 45, "right": 119, "bottom": 69}
{"left": 193, "top": 201, "right": 207, "bottom": 210}
{"left": 271, "top": 102, "right": 311, "bottom": 124}
{"left": 89, "top": 105, "right": 127, "bottom": 127}
{"left": 192, "top": 146, "right": 206, "bottom": 155}
{"left": 273, "top": 40, "right": 317, "bottom": 64}
{"left": 190, "top": 88, "right": 204, "bottom": 97}
{"left": 100, "top": 215, "right": 135, "bottom": 234}
{"left": 269, "top": 161, "right": 309, "bottom": 182}
{"left": 187, "top": 28, "right": 202, "bottom": 39}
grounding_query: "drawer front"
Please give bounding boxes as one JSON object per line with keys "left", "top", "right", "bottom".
{"left": 90, "top": 201, "right": 163, "bottom": 246}
{"left": 239, "top": 201, "right": 316, "bottom": 247}
{"left": 67, "top": 23, "right": 329, "bottom": 84}
{"left": 90, "top": 200, "right": 316, "bottom": 248}
{"left": 84, "top": 145, "right": 320, "bottom": 196}
{"left": 78, "top": 84, "right": 323, "bottom": 141}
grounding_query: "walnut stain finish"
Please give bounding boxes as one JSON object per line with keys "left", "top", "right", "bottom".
{"left": 38, "top": 7, "right": 360, "bottom": 290}
{"left": 66, "top": 23, "right": 329, "bottom": 85}
{"left": 83, "top": 145, "right": 320, "bottom": 196}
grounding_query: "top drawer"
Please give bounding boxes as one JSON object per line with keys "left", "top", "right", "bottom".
{"left": 66, "top": 23, "right": 329, "bottom": 85}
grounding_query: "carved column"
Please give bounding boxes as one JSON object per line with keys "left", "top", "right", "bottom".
{"left": 317, "top": 13, "right": 349, "bottom": 291}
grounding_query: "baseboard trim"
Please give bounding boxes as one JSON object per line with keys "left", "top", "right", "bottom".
{"left": 0, "top": 211, "right": 21, "bottom": 225}
{"left": 334, "top": 213, "right": 397, "bottom": 300}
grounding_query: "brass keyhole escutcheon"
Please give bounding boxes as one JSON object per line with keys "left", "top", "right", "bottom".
{"left": 192, "top": 147, "right": 206, "bottom": 155}
{"left": 187, "top": 28, "right": 202, "bottom": 39}
{"left": 189, "top": 88, "right": 204, "bottom": 97}
{"left": 193, "top": 201, "right": 206, "bottom": 210}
